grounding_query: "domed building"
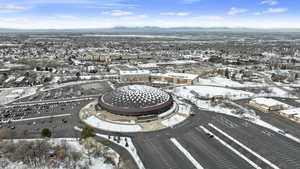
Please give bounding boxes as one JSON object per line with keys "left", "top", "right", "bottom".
{"left": 98, "top": 85, "right": 174, "bottom": 116}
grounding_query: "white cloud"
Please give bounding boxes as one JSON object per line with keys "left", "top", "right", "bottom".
{"left": 91, "top": 3, "right": 137, "bottom": 9}
{"left": 228, "top": 8, "right": 248, "bottom": 15}
{"left": 160, "top": 12, "right": 190, "bottom": 16}
{"left": 253, "top": 8, "right": 287, "bottom": 15}
{"left": 136, "top": 15, "right": 148, "bottom": 19}
{"left": 0, "top": 4, "right": 29, "bottom": 13}
{"left": 264, "top": 8, "right": 288, "bottom": 13}
{"left": 253, "top": 12, "right": 262, "bottom": 15}
{"left": 103, "top": 10, "right": 133, "bottom": 16}
{"left": 261, "top": 0, "right": 278, "bottom": 5}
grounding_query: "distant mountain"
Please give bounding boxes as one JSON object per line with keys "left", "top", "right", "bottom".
{"left": 0, "top": 27, "right": 300, "bottom": 33}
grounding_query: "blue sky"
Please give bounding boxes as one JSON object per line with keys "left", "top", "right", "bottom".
{"left": 0, "top": 0, "right": 299, "bottom": 29}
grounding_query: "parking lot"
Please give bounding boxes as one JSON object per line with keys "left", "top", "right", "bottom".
{"left": 0, "top": 99, "right": 92, "bottom": 138}
{"left": 15, "top": 81, "right": 113, "bottom": 102}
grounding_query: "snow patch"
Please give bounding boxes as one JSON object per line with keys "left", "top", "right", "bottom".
{"left": 84, "top": 116, "right": 142, "bottom": 132}
{"left": 161, "top": 114, "right": 186, "bottom": 127}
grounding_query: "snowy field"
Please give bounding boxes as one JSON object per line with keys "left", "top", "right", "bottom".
{"left": 193, "top": 99, "right": 240, "bottom": 118}
{"left": 0, "top": 138, "right": 119, "bottom": 169}
{"left": 94, "top": 132, "right": 145, "bottom": 169}
{"left": 0, "top": 87, "right": 37, "bottom": 105}
{"left": 269, "top": 87, "right": 291, "bottom": 97}
{"left": 174, "top": 90, "right": 240, "bottom": 118}
{"left": 40, "top": 80, "right": 105, "bottom": 92}
{"left": 175, "top": 85, "right": 254, "bottom": 100}
{"left": 198, "top": 76, "right": 263, "bottom": 88}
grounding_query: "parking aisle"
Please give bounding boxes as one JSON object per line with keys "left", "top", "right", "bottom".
{"left": 176, "top": 127, "right": 254, "bottom": 169}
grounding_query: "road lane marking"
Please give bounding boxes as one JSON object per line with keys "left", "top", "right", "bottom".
{"left": 170, "top": 138, "right": 205, "bottom": 169}
{"left": 4, "top": 114, "right": 72, "bottom": 122}
{"left": 208, "top": 123, "right": 280, "bottom": 169}
{"left": 4, "top": 98, "right": 93, "bottom": 108}
{"left": 10, "top": 95, "right": 99, "bottom": 105}
{"left": 200, "top": 126, "right": 262, "bottom": 169}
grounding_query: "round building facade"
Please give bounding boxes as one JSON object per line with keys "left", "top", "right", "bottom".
{"left": 98, "top": 85, "right": 174, "bottom": 116}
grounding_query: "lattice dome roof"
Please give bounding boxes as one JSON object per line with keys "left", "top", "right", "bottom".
{"left": 98, "top": 85, "right": 174, "bottom": 116}
{"left": 102, "top": 85, "right": 170, "bottom": 108}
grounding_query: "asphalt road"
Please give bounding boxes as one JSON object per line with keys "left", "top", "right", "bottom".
{"left": 125, "top": 103, "right": 300, "bottom": 169}
{"left": 236, "top": 98, "right": 300, "bottom": 138}
{"left": 2, "top": 81, "right": 300, "bottom": 169}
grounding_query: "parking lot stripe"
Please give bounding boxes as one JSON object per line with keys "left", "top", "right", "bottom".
{"left": 170, "top": 138, "right": 205, "bottom": 169}
{"left": 209, "top": 123, "right": 280, "bottom": 169}
{"left": 200, "top": 126, "right": 262, "bottom": 169}
{"left": 7, "top": 114, "right": 72, "bottom": 122}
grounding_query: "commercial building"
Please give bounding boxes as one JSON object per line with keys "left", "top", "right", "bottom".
{"left": 119, "top": 70, "right": 150, "bottom": 82}
{"left": 279, "top": 108, "right": 300, "bottom": 118}
{"left": 279, "top": 108, "right": 300, "bottom": 123}
{"left": 153, "top": 72, "right": 199, "bottom": 85}
{"left": 118, "top": 70, "right": 199, "bottom": 85}
{"left": 294, "top": 114, "right": 300, "bottom": 123}
{"left": 83, "top": 55, "right": 110, "bottom": 63}
{"left": 249, "top": 98, "right": 291, "bottom": 112}
{"left": 98, "top": 85, "right": 174, "bottom": 117}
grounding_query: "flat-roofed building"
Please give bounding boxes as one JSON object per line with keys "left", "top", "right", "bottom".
{"left": 83, "top": 55, "right": 110, "bottom": 63}
{"left": 249, "top": 98, "right": 291, "bottom": 112}
{"left": 153, "top": 72, "right": 199, "bottom": 85}
{"left": 119, "top": 70, "right": 150, "bottom": 82}
{"left": 138, "top": 63, "right": 159, "bottom": 71}
{"left": 279, "top": 108, "right": 300, "bottom": 118}
{"left": 294, "top": 114, "right": 300, "bottom": 123}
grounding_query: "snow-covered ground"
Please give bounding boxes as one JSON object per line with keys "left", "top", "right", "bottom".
{"left": 175, "top": 90, "right": 240, "bottom": 118}
{"left": 194, "top": 99, "right": 240, "bottom": 118}
{"left": 0, "top": 87, "right": 37, "bottom": 105}
{"left": 1, "top": 138, "right": 119, "bottom": 169}
{"left": 161, "top": 114, "right": 187, "bottom": 127}
{"left": 174, "top": 85, "right": 300, "bottom": 144}
{"left": 40, "top": 80, "right": 105, "bottom": 92}
{"left": 175, "top": 85, "right": 254, "bottom": 100}
{"left": 270, "top": 87, "right": 290, "bottom": 97}
{"left": 94, "top": 133, "right": 145, "bottom": 169}
{"left": 197, "top": 75, "right": 299, "bottom": 98}
{"left": 177, "top": 103, "right": 191, "bottom": 115}
{"left": 198, "top": 76, "right": 263, "bottom": 88}
{"left": 84, "top": 116, "right": 142, "bottom": 132}
{"left": 75, "top": 126, "right": 145, "bottom": 169}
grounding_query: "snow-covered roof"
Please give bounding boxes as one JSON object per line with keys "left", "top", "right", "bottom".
{"left": 138, "top": 63, "right": 158, "bottom": 68}
{"left": 16, "top": 76, "right": 25, "bottom": 82}
{"left": 0, "top": 69, "right": 10, "bottom": 72}
{"left": 294, "top": 114, "right": 300, "bottom": 118}
{"left": 251, "top": 98, "right": 291, "bottom": 108}
{"left": 157, "top": 60, "right": 197, "bottom": 65}
{"left": 280, "top": 108, "right": 300, "bottom": 115}
{"left": 162, "top": 72, "right": 199, "bottom": 80}
{"left": 120, "top": 70, "right": 150, "bottom": 76}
